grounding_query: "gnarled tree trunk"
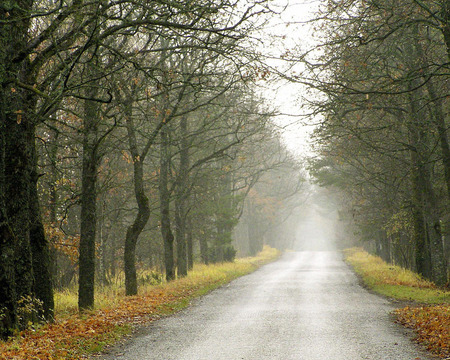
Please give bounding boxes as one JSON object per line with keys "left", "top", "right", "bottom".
{"left": 124, "top": 100, "right": 150, "bottom": 295}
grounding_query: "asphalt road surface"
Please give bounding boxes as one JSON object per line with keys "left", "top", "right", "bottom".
{"left": 100, "top": 251, "right": 435, "bottom": 360}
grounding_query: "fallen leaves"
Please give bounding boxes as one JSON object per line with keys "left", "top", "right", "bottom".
{"left": 395, "top": 305, "right": 450, "bottom": 358}
{"left": 0, "top": 247, "right": 281, "bottom": 359}
{"left": 0, "top": 287, "right": 193, "bottom": 359}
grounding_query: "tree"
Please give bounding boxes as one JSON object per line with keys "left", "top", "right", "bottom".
{"left": 0, "top": 0, "right": 282, "bottom": 330}
{"left": 0, "top": 0, "right": 53, "bottom": 335}
{"left": 303, "top": 0, "right": 449, "bottom": 285}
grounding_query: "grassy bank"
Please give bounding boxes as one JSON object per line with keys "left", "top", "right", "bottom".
{"left": 344, "top": 247, "right": 449, "bottom": 358}
{"left": 0, "top": 246, "right": 280, "bottom": 360}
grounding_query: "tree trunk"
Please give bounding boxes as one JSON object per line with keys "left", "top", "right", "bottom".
{"left": 98, "top": 200, "right": 108, "bottom": 286}
{"left": 30, "top": 136, "right": 54, "bottom": 320}
{"left": 175, "top": 116, "right": 189, "bottom": 277}
{"left": 175, "top": 201, "right": 187, "bottom": 277}
{"left": 199, "top": 234, "right": 209, "bottom": 265}
{"left": 426, "top": 83, "right": 450, "bottom": 199}
{"left": 124, "top": 189, "right": 150, "bottom": 294}
{"left": 407, "top": 96, "right": 447, "bottom": 286}
{"left": 377, "top": 230, "right": 392, "bottom": 264}
{"left": 410, "top": 173, "right": 432, "bottom": 278}
{"left": 48, "top": 128, "right": 59, "bottom": 288}
{"left": 0, "top": 108, "right": 34, "bottom": 332}
{"left": 413, "top": 30, "right": 450, "bottom": 198}
{"left": 247, "top": 200, "right": 263, "bottom": 256}
{"left": 0, "top": 209, "right": 16, "bottom": 338}
{"left": 0, "top": 1, "right": 37, "bottom": 337}
{"left": 187, "top": 216, "right": 194, "bottom": 270}
{"left": 124, "top": 154, "right": 150, "bottom": 294}
{"left": 78, "top": 92, "right": 99, "bottom": 311}
{"left": 110, "top": 230, "right": 116, "bottom": 279}
{"left": 441, "top": 0, "right": 450, "bottom": 60}
{"left": 123, "top": 99, "right": 152, "bottom": 295}
{"left": 159, "top": 123, "right": 175, "bottom": 281}
{"left": 421, "top": 176, "right": 447, "bottom": 286}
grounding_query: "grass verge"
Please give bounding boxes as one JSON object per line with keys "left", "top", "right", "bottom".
{"left": 0, "top": 246, "right": 280, "bottom": 360}
{"left": 343, "top": 247, "right": 449, "bottom": 358}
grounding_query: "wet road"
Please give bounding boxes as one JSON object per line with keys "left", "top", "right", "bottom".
{"left": 100, "top": 251, "right": 434, "bottom": 360}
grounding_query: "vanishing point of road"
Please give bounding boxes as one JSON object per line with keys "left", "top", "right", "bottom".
{"left": 100, "top": 251, "right": 435, "bottom": 360}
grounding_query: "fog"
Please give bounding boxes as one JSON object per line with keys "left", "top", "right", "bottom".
{"left": 294, "top": 203, "right": 339, "bottom": 251}
{"left": 233, "top": 181, "right": 357, "bottom": 256}
{"left": 290, "top": 184, "right": 353, "bottom": 252}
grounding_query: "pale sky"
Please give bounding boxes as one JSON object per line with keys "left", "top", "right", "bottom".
{"left": 261, "top": 0, "right": 322, "bottom": 157}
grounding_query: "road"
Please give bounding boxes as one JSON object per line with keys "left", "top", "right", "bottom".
{"left": 100, "top": 251, "right": 435, "bottom": 360}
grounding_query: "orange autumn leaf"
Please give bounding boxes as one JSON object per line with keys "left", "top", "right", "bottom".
{"left": 395, "top": 305, "right": 450, "bottom": 358}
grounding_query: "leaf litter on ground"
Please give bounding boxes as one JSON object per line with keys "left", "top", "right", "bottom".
{"left": 395, "top": 305, "right": 449, "bottom": 358}
{"left": 0, "top": 246, "right": 280, "bottom": 360}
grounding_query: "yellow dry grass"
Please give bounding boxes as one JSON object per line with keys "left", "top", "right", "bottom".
{"left": 344, "top": 247, "right": 435, "bottom": 288}
{"left": 55, "top": 245, "right": 280, "bottom": 318}
{"left": 1, "top": 246, "right": 281, "bottom": 359}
